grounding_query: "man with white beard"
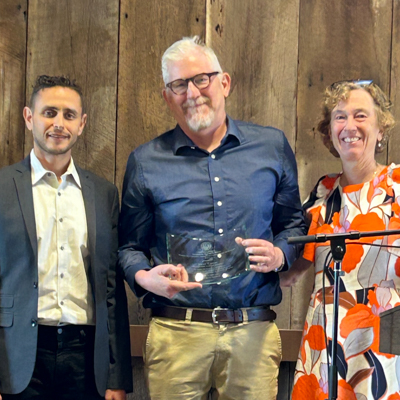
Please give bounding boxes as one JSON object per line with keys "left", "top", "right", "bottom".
{"left": 119, "top": 36, "right": 306, "bottom": 400}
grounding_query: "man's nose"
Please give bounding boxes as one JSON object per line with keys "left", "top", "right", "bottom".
{"left": 53, "top": 115, "right": 65, "bottom": 131}
{"left": 186, "top": 80, "right": 201, "bottom": 98}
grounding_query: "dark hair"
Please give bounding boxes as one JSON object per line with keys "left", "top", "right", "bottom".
{"left": 29, "top": 75, "right": 85, "bottom": 113}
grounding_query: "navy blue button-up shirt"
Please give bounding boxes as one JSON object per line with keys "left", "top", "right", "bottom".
{"left": 119, "top": 117, "right": 307, "bottom": 309}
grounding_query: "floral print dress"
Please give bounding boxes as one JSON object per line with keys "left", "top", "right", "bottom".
{"left": 292, "top": 164, "right": 400, "bottom": 400}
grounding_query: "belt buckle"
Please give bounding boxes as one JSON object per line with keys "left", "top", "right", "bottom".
{"left": 212, "top": 306, "right": 229, "bottom": 324}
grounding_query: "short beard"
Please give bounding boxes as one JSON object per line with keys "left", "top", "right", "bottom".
{"left": 183, "top": 97, "right": 215, "bottom": 132}
{"left": 33, "top": 135, "right": 76, "bottom": 156}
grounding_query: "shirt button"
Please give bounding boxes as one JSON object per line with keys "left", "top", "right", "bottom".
{"left": 33, "top": 282, "right": 38, "bottom": 288}
{"left": 47, "top": 173, "right": 51, "bottom": 177}
{"left": 217, "top": 201, "right": 222, "bottom": 206}
{"left": 60, "top": 246, "right": 64, "bottom": 251}
{"left": 31, "top": 319, "right": 37, "bottom": 327}
{"left": 218, "top": 228, "right": 223, "bottom": 233}
{"left": 60, "top": 301, "right": 64, "bottom": 306}
{"left": 191, "top": 146, "right": 195, "bottom": 150}
{"left": 211, "top": 154, "right": 216, "bottom": 159}
{"left": 214, "top": 177, "right": 220, "bottom": 182}
{"left": 58, "top": 328, "right": 63, "bottom": 334}
{"left": 60, "top": 273, "right": 64, "bottom": 279}
{"left": 59, "top": 218, "right": 63, "bottom": 223}
{"left": 58, "top": 192, "right": 61, "bottom": 196}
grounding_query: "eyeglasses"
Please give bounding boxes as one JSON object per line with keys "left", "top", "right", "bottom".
{"left": 166, "top": 72, "right": 220, "bottom": 95}
{"left": 330, "top": 79, "right": 373, "bottom": 89}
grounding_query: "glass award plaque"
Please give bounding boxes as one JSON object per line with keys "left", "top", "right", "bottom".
{"left": 166, "top": 230, "right": 250, "bottom": 285}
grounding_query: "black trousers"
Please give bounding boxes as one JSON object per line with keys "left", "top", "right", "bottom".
{"left": 3, "top": 324, "right": 103, "bottom": 400}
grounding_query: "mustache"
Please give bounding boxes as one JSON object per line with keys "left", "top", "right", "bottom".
{"left": 183, "top": 97, "right": 211, "bottom": 109}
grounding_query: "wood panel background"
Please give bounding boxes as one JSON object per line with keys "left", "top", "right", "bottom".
{"left": 1, "top": 0, "right": 400, "bottom": 398}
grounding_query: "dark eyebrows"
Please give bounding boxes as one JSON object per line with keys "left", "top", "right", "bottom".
{"left": 40, "top": 106, "right": 79, "bottom": 116}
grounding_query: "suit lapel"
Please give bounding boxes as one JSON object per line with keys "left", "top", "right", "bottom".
{"left": 13, "top": 157, "right": 38, "bottom": 259}
{"left": 77, "top": 167, "right": 97, "bottom": 297}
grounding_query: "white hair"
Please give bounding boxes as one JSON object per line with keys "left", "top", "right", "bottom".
{"left": 161, "top": 36, "right": 223, "bottom": 85}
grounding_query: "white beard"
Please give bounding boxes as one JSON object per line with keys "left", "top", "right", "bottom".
{"left": 184, "top": 97, "right": 215, "bottom": 132}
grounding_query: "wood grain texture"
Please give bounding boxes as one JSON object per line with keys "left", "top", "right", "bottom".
{"left": 293, "top": 0, "right": 393, "bottom": 331}
{"left": 25, "top": 0, "right": 119, "bottom": 182}
{"left": 206, "top": 0, "right": 300, "bottom": 147}
{"left": 116, "top": 0, "right": 206, "bottom": 193}
{"left": 207, "top": 0, "right": 300, "bottom": 329}
{"left": 389, "top": 0, "right": 400, "bottom": 164}
{"left": 0, "top": 0, "right": 27, "bottom": 168}
{"left": 296, "top": 0, "right": 392, "bottom": 200}
{"left": 117, "top": 0, "right": 206, "bottom": 324}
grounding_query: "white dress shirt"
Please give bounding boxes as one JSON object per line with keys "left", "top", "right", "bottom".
{"left": 30, "top": 150, "right": 94, "bottom": 326}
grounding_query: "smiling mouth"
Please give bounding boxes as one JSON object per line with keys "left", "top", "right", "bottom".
{"left": 48, "top": 133, "right": 69, "bottom": 139}
{"left": 343, "top": 137, "right": 360, "bottom": 143}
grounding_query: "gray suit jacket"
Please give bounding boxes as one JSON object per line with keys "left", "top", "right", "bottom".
{"left": 0, "top": 156, "right": 133, "bottom": 395}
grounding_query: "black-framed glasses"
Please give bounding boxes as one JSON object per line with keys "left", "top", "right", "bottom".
{"left": 166, "top": 72, "right": 220, "bottom": 95}
{"left": 330, "top": 79, "right": 373, "bottom": 90}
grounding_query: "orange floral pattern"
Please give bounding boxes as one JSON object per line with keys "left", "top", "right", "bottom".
{"left": 293, "top": 165, "right": 400, "bottom": 399}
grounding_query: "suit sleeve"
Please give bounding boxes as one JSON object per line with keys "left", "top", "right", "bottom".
{"left": 118, "top": 151, "right": 154, "bottom": 297}
{"left": 106, "top": 186, "right": 133, "bottom": 391}
{"left": 271, "top": 134, "right": 308, "bottom": 269}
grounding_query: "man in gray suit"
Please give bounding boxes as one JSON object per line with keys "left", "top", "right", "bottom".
{"left": 0, "top": 76, "right": 132, "bottom": 399}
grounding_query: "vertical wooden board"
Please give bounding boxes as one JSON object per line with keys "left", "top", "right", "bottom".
{"left": 389, "top": 0, "right": 400, "bottom": 164}
{"left": 117, "top": 0, "right": 206, "bottom": 324}
{"left": 271, "top": 287, "right": 292, "bottom": 329}
{"left": 0, "top": 0, "right": 27, "bottom": 168}
{"left": 0, "top": 0, "right": 26, "bottom": 59}
{"left": 294, "top": 0, "right": 393, "bottom": 331}
{"left": 25, "top": 0, "right": 119, "bottom": 182}
{"left": 116, "top": 0, "right": 206, "bottom": 193}
{"left": 207, "top": 0, "right": 300, "bottom": 329}
{"left": 296, "top": 0, "right": 392, "bottom": 200}
{"left": 206, "top": 0, "right": 300, "bottom": 148}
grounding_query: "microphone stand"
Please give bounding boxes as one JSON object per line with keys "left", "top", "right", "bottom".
{"left": 287, "top": 229, "right": 400, "bottom": 400}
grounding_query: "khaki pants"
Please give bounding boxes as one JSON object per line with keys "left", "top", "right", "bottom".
{"left": 144, "top": 316, "right": 282, "bottom": 400}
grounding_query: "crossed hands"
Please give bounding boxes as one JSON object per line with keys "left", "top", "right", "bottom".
{"left": 135, "top": 264, "right": 202, "bottom": 298}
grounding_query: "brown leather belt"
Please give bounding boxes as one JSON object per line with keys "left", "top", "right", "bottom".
{"left": 151, "top": 305, "right": 276, "bottom": 324}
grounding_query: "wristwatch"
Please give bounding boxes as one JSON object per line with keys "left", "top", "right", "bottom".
{"left": 274, "top": 255, "right": 285, "bottom": 273}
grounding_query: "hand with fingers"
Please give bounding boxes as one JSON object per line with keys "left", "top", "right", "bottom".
{"left": 135, "top": 264, "right": 202, "bottom": 298}
{"left": 235, "top": 237, "right": 284, "bottom": 273}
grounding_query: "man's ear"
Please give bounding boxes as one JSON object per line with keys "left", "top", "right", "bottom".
{"left": 162, "top": 88, "right": 169, "bottom": 104}
{"left": 162, "top": 88, "right": 173, "bottom": 110}
{"left": 78, "top": 114, "right": 87, "bottom": 136}
{"left": 221, "top": 72, "right": 231, "bottom": 98}
{"left": 23, "top": 107, "right": 33, "bottom": 131}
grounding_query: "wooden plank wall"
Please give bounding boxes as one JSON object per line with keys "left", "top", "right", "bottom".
{"left": 1, "top": 0, "right": 399, "bottom": 398}
{"left": 0, "top": 0, "right": 26, "bottom": 169}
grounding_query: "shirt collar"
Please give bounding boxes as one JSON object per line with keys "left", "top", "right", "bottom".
{"left": 30, "top": 149, "right": 81, "bottom": 188}
{"left": 172, "top": 115, "right": 246, "bottom": 154}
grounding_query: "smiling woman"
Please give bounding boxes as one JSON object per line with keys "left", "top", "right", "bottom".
{"left": 281, "top": 81, "right": 400, "bottom": 399}
{"left": 319, "top": 81, "right": 394, "bottom": 159}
